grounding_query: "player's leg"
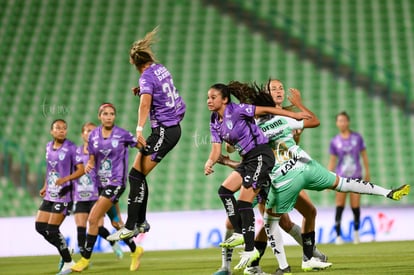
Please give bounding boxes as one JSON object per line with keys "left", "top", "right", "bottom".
{"left": 213, "top": 218, "right": 234, "bottom": 275}
{"left": 334, "top": 192, "right": 346, "bottom": 244}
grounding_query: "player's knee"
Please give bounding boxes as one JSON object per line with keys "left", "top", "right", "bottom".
{"left": 308, "top": 205, "right": 317, "bottom": 219}
{"left": 278, "top": 215, "right": 293, "bottom": 231}
{"left": 218, "top": 185, "right": 233, "bottom": 196}
{"left": 129, "top": 168, "right": 145, "bottom": 186}
{"left": 35, "top": 222, "right": 48, "bottom": 238}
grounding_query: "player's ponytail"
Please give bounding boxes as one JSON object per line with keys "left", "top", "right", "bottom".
{"left": 130, "top": 26, "right": 159, "bottom": 68}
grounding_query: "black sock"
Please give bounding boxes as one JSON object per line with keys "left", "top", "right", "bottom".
{"left": 123, "top": 236, "right": 137, "bottom": 252}
{"left": 83, "top": 234, "right": 97, "bottom": 259}
{"left": 352, "top": 207, "right": 361, "bottom": 231}
{"left": 125, "top": 168, "right": 147, "bottom": 229}
{"left": 46, "top": 224, "right": 72, "bottom": 262}
{"left": 77, "top": 226, "right": 87, "bottom": 254}
{"left": 302, "top": 231, "right": 315, "bottom": 260}
{"left": 98, "top": 226, "right": 114, "bottom": 246}
{"left": 237, "top": 200, "right": 255, "bottom": 251}
{"left": 250, "top": 241, "right": 267, "bottom": 266}
{"left": 138, "top": 179, "right": 149, "bottom": 224}
{"left": 218, "top": 186, "right": 241, "bottom": 233}
{"left": 335, "top": 206, "right": 344, "bottom": 236}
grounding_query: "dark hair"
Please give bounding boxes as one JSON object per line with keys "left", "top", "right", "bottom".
{"left": 98, "top": 102, "right": 116, "bottom": 115}
{"left": 50, "top": 119, "right": 66, "bottom": 130}
{"left": 336, "top": 111, "right": 350, "bottom": 121}
{"left": 211, "top": 80, "right": 289, "bottom": 109}
{"left": 81, "top": 122, "right": 97, "bottom": 133}
{"left": 210, "top": 83, "right": 232, "bottom": 103}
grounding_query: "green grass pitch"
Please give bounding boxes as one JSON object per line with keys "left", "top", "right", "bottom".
{"left": 1, "top": 241, "right": 413, "bottom": 274}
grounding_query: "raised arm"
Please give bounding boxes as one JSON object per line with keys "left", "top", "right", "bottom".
{"left": 287, "top": 88, "right": 320, "bottom": 128}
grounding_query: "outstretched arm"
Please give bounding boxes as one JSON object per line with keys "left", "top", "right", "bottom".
{"left": 255, "top": 106, "right": 312, "bottom": 120}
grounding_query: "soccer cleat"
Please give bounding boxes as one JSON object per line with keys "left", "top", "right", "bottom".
{"left": 130, "top": 246, "right": 144, "bottom": 271}
{"left": 212, "top": 267, "right": 232, "bottom": 275}
{"left": 387, "top": 184, "right": 410, "bottom": 200}
{"left": 353, "top": 230, "right": 360, "bottom": 244}
{"left": 335, "top": 236, "right": 344, "bottom": 245}
{"left": 234, "top": 248, "right": 260, "bottom": 271}
{"left": 313, "top": 247, "right": 328, "bottom": 262}
{"left": 137, "top": 220, "right": 151, "bottom": 234}
{"left": 243, "top": 265, "right": 270, "bottom": 275}
{"left": 301, "top": 257, "right": 332, "bottom": 271}
{"left": 71, "top": 257, "right": 90, "bottom": 272}
{"left": 274, "top": 266, "right": 292, "bottom": 275}
{"left": 112, "top": 241, "right": 124, "bottom": 259}
{"left": 58, "top": 247, "right": 74, "bottom": 272}
{"left": 56, "top": 261, "right": 74, "bottom": 275}
{"left": 219, "top": 233, "right": 244, "bottom": 248}
{"left": 107, "top": 227, "right": 135, "bottom": 241}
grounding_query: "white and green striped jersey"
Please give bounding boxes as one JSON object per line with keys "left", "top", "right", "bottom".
{"left": 256, "top": 115, "right": 312, "bottom": 181}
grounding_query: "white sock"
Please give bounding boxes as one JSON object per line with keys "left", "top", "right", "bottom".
{"left": 221, "top": 229, "right": 234, "bottom": 269}
{"left": 264, "top": 213, "right": 289, "bottom": 269}
{"left": 288, "top": 223, "right": 302, "bottom": 245}
{"left": 336, "top": 177, "right": 389, "bottom": 196}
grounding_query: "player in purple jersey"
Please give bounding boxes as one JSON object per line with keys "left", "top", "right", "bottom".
{"left": 71, "top": 104, "right": 142, "bottom": 272}
{"left": 72, "top": 122, "right": 124, "bottom": 260}
{"left": 35, "top": 119, "right": 85, "bottom": 275}
{"left": 107, "top": 26, "right": 186, "bottom": 258}
{"left": 213, "top": 79, "right": 327, "bottom": 275}
{"left": 327, "top": 111, "right": 370, "bottom": 245}
{"left": 204, "top": 81, "right": 311, "bottom": 271}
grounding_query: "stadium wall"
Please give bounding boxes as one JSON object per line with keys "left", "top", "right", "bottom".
{"left": 1, "top": 206, "right": 413, "bottom": 257}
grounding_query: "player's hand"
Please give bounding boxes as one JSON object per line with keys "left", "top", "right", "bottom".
{"left": 204, "top": 159, "right": 214, "bottom": 175}
{"left": 294, "top": 111, "right": 312, "bottom": 120}
{"left": 287, "top": 88, "right": 302, "bottom": 107}
{"left": 39, "top": 186, "right": 46, "bottom": 197}
{"left": 85, "top": 160, "right": 95, "bottom": 173}
{"left": 217, "top": 154, "right": 230, "bottom": 166}
{"left": 132, "top": 87, "right": 140, "bottom": 96}
{"left": 136, "top": 131, "right": 147, "bottom": 147}
{"left": 55, "top": 177, "right": 66, "bottom": 186}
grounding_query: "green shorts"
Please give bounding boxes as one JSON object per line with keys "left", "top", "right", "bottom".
{"left": 266, "top": 159, "right": 336, "bottom": 213}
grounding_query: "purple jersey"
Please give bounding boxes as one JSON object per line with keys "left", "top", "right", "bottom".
{"left": 88, "top": 125, "right": 137, "bottom": 188}
{"left": 210, "top": 102, "right": 268, "bottom": 156}
{"left": 139, "top": 63, "right": 186, "bottom": 128}
{"left": 72, "top": 145, "right": 99, "bottom": 202}
{"left": 329, "top": 132, "right": 366, "bottom": 178}
{"left": 44, "top": 139, "right": 82, "bottom": 203}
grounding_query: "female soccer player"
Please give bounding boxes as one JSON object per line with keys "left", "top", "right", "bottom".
{"left": 205, "top": 82, "right": 311, "bottom": 271}
{"left": 71, "top": 103, "right": 142, "bottom": 272}
{"left": 252, "top": 87, "right": 410, "bottom": 271}
{"left": 35, "top": 119, "right": 84, "bottom": 275}
{"left": 213, "top": 79, "right": 328, "bottom": 275}
{"left": 72, "top": 122, "right": 123, "bottom": 260}
{"left": 107, "top": 26, "right": 186, "bottom": 247}
{"left": 327, "top": 111, "right": 370, "bottom": 245}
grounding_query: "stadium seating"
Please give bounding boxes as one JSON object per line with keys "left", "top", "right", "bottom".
{"left": 0, "top": 0, "right": 413, "bottom": 216}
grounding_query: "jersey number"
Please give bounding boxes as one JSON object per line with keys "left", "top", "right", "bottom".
{"left": 162, "top": 80, "right": 179, "bottom": 108}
